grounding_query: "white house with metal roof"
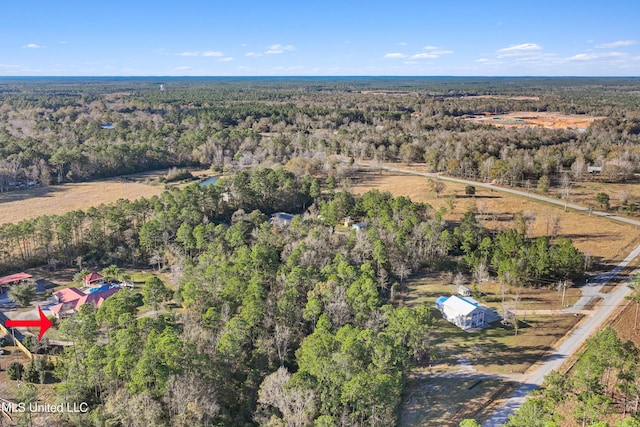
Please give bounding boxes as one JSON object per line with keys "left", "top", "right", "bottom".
{"left": 435, "top": 295, "right": 486, "bottom": 330}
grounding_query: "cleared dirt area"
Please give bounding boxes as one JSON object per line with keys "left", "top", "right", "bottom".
{"left": 350, "top": 169, "right": 640, "bottom": 269}
{"left": 465, "top": 111, "right": 603, "bottom": 130}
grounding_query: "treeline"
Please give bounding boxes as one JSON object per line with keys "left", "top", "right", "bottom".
{"left": 1, "top": 77, "right": 640, "bottom": 193}
{"left": 0, "top": 168, "right": 317, "bottom": 272}
{"left": 506, "top": 327, "right": 640, "bottom": 427}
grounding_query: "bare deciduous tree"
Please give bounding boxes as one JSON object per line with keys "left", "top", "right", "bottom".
{"left": 257, "top": 367, "right": 316, "bottom": 427}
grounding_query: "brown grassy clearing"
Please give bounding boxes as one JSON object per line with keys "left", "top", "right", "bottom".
{"left": 464, "top": 95, "right": 541, "bottom": 101}
{"left": 399, "top": 376, "right": 511, "bottom": 427}
{"left": 0, "top": 179, "right": 163, "bottom": 226}
{"left": 465, "top": 111, "right": 603, "bottom": 130}
{"left": 559, "top": 180, "right": 640, "bottom": 212}
{"left": 403, "top": 273, "right": 581, "bottom": 313}
{"left": 0, "top": 168, "right": 214, "bottom": 226}
{"left": 350, "top": 169, "right": 640, "bottom": 269}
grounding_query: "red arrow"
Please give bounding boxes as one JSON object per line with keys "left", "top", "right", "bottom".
{"left": 5, "top": 306, "right": 53, "bottom": 341}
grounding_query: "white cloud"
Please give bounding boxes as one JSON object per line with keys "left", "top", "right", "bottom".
{"left": 23, "top": 43, "right": 45, "bottom": 49}
{"left": 384, "top": 52, "right": 407, "bottom": 59}
{"left": 566, "top": 52, "right": 628, "bottom": 61}
{"left": 245, "top": 52, "right": 262, "bottom": 57}
{"left": 176, "top": 66, "right": 191, "bottom": 70}
{"left": 202, "top": 51, "right": 224, "bottom": 57}
{"left": 475, "top": 58, "right": 490, "bottom": 63}
{"left": 497, "top": 43, "right": 542, "bottom": 57}
{"left": 219, "top": 57, "right": 234, "bottom": 62}
{"left": 595, "top": 40, "right": 636, "bottom": 49}
{"left": 179, "top": 51, "right": 225, "bottom": 57}
{"left": 410, "top": 53, "right": 437, "bottom": 59}
{"left": 266, "top": 44, "right": 295, "bottom": 54}
{"left": 403, "top": 61, "right": 419, "bottom": 65}
{"left": 431, "top": 50, "right": 453, "bottom": 55}
{"left": 407, "top": 47, "right": 452, "bottom": 60}
{"left": 398, "top": 42, "right": 407, "bottom": 46}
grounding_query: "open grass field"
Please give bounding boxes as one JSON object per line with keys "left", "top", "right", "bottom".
{"left": 465, "top": 111, "right": 603, "bottom": 130}
{"left": 403, "top": 272, "right": 581, "bottom": 312}
{"left": 350, "top": 169, "right": 640, "bottom": 270}
{"left": 0, "top": 177, "right": 164, "bottom": 226}
{"left": 0, "top": 168, "right": 214, "bottom": 226}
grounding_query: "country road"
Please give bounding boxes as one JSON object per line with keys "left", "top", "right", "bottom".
{"left": 354, "top": 162, "right": 640, "bottom": 425}
{"left": 484, "top": 244, "right": 640, "bottom": 426}
{"left": 356, "top": 162, "right": 640, "bottom": 228}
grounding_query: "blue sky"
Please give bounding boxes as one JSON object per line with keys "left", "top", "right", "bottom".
{"left": 2, "top": 1, "right": 639, "bottom": 76}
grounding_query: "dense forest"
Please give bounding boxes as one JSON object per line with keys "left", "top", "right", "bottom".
{"left": 2, "top": 78, "right": 639, "bottom": 425}
{"left": 1, "top": 77, "right": 640, "bottom": 193}
{"left": 1, "top": 166, "right": 586, "bottom": 425}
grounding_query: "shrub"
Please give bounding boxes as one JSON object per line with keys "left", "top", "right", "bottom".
{"left": 7, "top": 362, "right": 23, "bottom": 380}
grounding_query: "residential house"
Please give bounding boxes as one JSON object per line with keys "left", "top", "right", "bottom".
{"left": 269, "top": 212, "right": 295, "bottom": 227}
{"left": 50, "top": 286, "right": 120, "bottom": 318}
{"left": 435, "top": 295, "right": 486, "bottom": 330}
{"left": 587, "top": 166, "right": 603, "bottom": 174}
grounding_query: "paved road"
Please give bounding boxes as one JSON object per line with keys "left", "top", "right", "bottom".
{"left": 354, "top": 163, "right": 640, "bottom": 425}
{"left": 484, "top": 245, "right": 640, "bottom": 426}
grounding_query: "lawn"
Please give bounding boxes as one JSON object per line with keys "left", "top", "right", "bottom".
{"left": 427, "top": 314, "right": 582, "bottom": 375}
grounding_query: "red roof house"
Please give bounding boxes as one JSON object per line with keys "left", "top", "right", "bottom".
{"left": 83, "top": 272, "right": 104, "bottom": 287}
{"left": 50, "top": 286, "right": 120, "bottom": 318}
{"left": 54, "top": 287, "right": 85, "bottom": 303}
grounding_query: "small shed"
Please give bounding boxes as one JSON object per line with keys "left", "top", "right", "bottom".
{"left": 457, "top": 285, "right": 472, "bottom": 297}
{"left": 83, "top": 272, "right": 104, "bottom": 287}
{"left": 587, "top": 166, "right": 602, "bottom": 174}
